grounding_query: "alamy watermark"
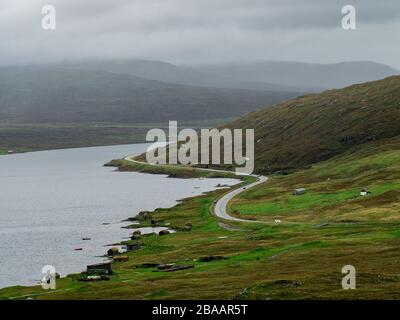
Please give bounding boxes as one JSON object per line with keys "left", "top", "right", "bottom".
{"left": 41, "top": 5, "right": 357, "bottom": 32}
{"left": 342, "top": 5, "right": 357, "bottom": 30}
{"left": 341, "top": 265, "right": 356, "bottom": 290}
{"left": 41, "top": 5, "right": 56, "bottom": 30}
{"left": 41, "top": 265, "right": 57, "bottom": 290}
{"left": 146, "top": 121, "right": 255, "bottom": 175}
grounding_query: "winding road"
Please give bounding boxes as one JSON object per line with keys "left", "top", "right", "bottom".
{"left": 124, "top": 156, "right": 267, "bottom": 223}
{"left": 213, "top": 175, "right": 268, "bottom": 222}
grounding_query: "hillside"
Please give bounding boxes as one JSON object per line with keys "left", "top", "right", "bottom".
{"left": 225, "top": 76, "right": 400, "bottom": 173}
{"left": 0, "top": 66, "right": 297, "bottom": 124}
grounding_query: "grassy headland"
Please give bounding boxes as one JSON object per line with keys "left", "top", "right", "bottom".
{"left": 106, "top": 158, "right": 240, "bottom": 179}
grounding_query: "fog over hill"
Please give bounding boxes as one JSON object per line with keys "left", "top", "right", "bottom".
{"left": 61, "top": 60, "right": 399, "bottom": 92}
{"left": 191, "top": 61, "right": 399, "bottom": 90}
{"left": 0, "top": 66, "right": 298, "bottom": 124}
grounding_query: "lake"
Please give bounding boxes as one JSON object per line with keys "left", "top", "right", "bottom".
{"left": 0, "top": 143, "right": 239, "bottom": 288}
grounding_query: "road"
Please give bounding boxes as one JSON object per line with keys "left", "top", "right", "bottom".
{"left": 123, "top": 155, "right": 268, "bottom": 223}
{"left": 213, "top": 175, "right": 268, "bottom": 222}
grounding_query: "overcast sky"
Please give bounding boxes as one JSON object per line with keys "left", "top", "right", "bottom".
{"left": 1, "top": 0, "right": 399, "bottom": 68}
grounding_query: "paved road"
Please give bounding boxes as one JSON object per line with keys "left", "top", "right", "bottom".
{"left": 213, "top": 175, "right": 268, "bottom": 222}
{"left": 124, "top": 156, "right": 268, "bottom": 223}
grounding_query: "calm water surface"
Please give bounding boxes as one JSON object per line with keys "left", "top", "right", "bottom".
{"left": 0, "top": 144, "right": 238, "bottom": 288}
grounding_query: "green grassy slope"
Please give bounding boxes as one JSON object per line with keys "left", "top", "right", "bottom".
{"left": 231, "top": 137, "right": 400, "bottom": 223}
{"left": 225, "top": 76, "right": 400, "bottom": 174}
{"left": 2, "top": 138, "right": 400, "bottom": 300}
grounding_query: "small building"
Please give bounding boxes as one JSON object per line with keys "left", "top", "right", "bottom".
{"left": 360, "top": 188, "right": 371, "bottom": 196}
{"left": 293, "top": 188, "right": 306, "bottom": 195}
{"left": 86, "top": 262, "right": 112, "bottom": 275}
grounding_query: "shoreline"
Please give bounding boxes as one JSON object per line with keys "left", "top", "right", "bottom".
{"left": 0, "top": 153, "right": 246, "bottom": 294}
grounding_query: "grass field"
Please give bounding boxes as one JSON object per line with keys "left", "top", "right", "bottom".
{"left": 230, "top": 138, "right": 400, "bottom": 224}
{"left": 1, "top": 138, "right": 400, "bottom": 300}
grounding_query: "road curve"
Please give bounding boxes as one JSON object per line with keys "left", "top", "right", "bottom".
{"left": 123, "top": 156, "right": 267, "bottom": 223}
{"left": 213, "top": 175, "right": 268, "bottom": 222}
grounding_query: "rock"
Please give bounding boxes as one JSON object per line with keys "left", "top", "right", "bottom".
{"left": 135, "top": 263, "right": 159, "bottom": 268}
{"left": 126, "top": 243, "right": 140, "bottom": 251}
{"left": 159, "top": 230, "right": 170, "bottom": 236}
{"left": 107, "top": 247, "right": 119, "bottom": 256}
{"left": 199, "top": 256, "right": 226, "bottom": 262}
{"left": 158, "top": 265, "right": 195, "bottom": 272}
{"left": 113, "top": 256, "right": 129, "bottom": 262}
{"left": 131, "top": 233, "right": 141, "bottom": 240}
{"left": 156, "top": 263, "right": 175, "bottom": 270}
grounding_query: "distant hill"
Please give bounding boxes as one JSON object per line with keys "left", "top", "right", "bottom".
{"left": 62, "top": 59, "right": 399, "bottom": 93}
{"left": 191, "top": 61, "right": 399, "bottom": 90}
{"left": 224, "top": 76, "right": 400, "bottom": 173}
{"left": 61, "top": 59, "right": 308, "bottom": 92}
{"left": 0, "top": 66, "right": 298, "bottom": 124}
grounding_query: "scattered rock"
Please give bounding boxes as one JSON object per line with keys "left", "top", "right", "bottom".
{"left": 155, "top": 264, "right": 194, "bottom": 272}
{"left": 131, "top": 233, "right": 141, "bottom": 240}
{"left": 107, "top": 247, "right": 119, "bottom": 256}
{"left": 79, "top": 275, "right": 110, "bottom": 282}
{"left": 163, "top": 265, "right": 194, "bottom": 272}
{"left": 156, "top": 264, "right": 175, "bottom": 271}
{"left": 126, "top": 243, "right": 141, "bottom": 251}
{"left": 199, "top": 256, "right": 227, "bottom": 262}
{"left": 182, "top": 222, "right": 192, "bottom": 231}
{"left": 136, "top": 263, "right": 159, "bottom": 269}
{"left": 113, "top": 256, "right": 129, "bottom": 262}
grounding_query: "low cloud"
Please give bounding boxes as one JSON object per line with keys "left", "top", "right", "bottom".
{"left": 1, "top": 0, "right": 399, "bottom": 68}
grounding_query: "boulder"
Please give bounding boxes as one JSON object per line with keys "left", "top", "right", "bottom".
{"left": 184, "top": 222, "right": 192, "bottom": 228}
{"left": 199, "top": 256, "right": 226, "bottom": 262}
{"left": 131, "top": 233, "right": 141, "bottom": 240}
{"left": 107, "top": 247, "right": 119, "bottom": 256}
{"left": 113, "top": 256, "right": 129, "bottom": 262}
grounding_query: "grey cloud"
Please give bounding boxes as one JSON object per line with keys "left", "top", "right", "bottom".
{"left": 0, "top": 0, "right": 399, "bottom": 68}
